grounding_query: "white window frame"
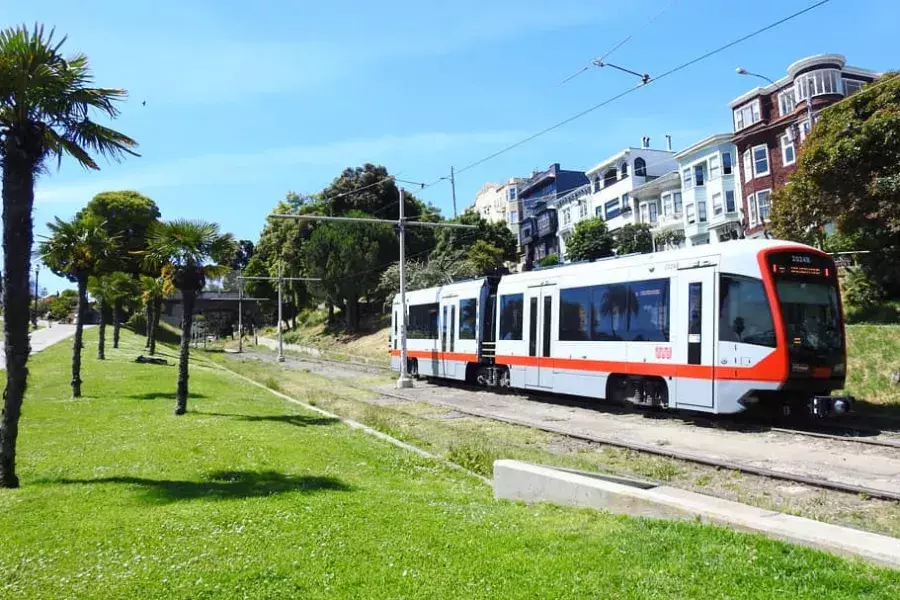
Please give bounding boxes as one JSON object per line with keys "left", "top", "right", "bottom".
{"left": 725, "top": 190, "right": 736, "bottom": 213}
{"left": 743, "top": 149, "right": 752, "bottom": 183}
{"left": 649, "top": 202, "right": 658, "bottom": 223}
{"left": 756, "top": 189, "right": 771, "bottom": 223}
{"left": 752, "top": 144, "right": 770, "bottom": 178}
{"left": 747, "top": 194, "right": 758, "bottom": 227}
{"left": 682, "top": 167, "right": 692, "bottom": 189}
{"left": 795, "top": 69, "right": 842, "bottom": 102}
{"left": 709, "top": 154, "right": 720, "bottom": 179}
{"left": 662, "top": 193, "right": 673, "bottom": 216}
{"left": 673, "top": 191, "right": 683, "bottom": 214}
{"left": 712, "top": 192, "right": 723, "bottom": 216}
{"left": 733, "top": 99, "right": 761, "bottom": 132}
{"left": 698, "top": 200, "right": 707, "bottom": 223}
{"left": 693, "top": 163, "right": 706, "bottom": 187}
{"left": 722, "top": 151, "right": 733, "bottom": 175}
{"left": 686, "top": 203, "right": 696, "bottom": 225}
{"left": 778, "top": 89, "right": 797, "bottom": 116}
{"left": 578, "top": 201, "right": 587, "bottom": 219}
{"left": 843, "top": 78, "right": 863, "bottom": 95}
{"left": 640, "top": 203, "right": 649, "bottom": 224}
{"left": 781, "top": 133, "right": 796, "bottom": 166}
{"left": 798, "top": 119, "right": 811, "bottom": 142}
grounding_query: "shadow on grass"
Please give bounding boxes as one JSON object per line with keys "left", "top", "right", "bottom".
{"left": 129, "top": 392, "right": 209, "bottom": 400}
{"left": 53, "top": 470, "right": 351, "bottom": 503}
{"left": 196, "top": 411, "right": 339, "bottom": 428}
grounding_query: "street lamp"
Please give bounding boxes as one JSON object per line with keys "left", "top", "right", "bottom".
{"left": 32, "top": 265, "right": 40, "bottom": 328}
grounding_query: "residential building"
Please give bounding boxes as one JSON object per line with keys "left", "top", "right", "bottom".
{"left": 582, "top": 138, "right": 677, "bottom": 233}
{"left": 730, "top": 54, "right": 880, "bottom": 238}
{"left": 673, "top": 133, "right": 743, "bottom": 246}
{"left": 553, "top": 182, "right": 592, "bottom": 258}
{"left": 518, "top": 164, "right": 588, "bottom": 267}
{"left": 629, "top": 171, "right": 682, "bottom": 249}
{"left": 471, "top": 177, "right": 528, "bottom": 236}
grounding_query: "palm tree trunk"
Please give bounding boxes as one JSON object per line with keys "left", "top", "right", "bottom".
{"left": 0, "top": 141, "right": 37, "bottom": 489}
{"left": 144, "top": 301, "right": 152, "bottom": 348}
{"left": 175, "top": 290, "right": 196, "bottom": 415}
{"left": 97, "top": 299, "right": 107, "bottom": 360}
{"left": 150, "top": 298, "right": 161, "bottom": 356}
{"left": 112, "top": 298, "right": 122, "bottom": 349}
{"left": 72, "top": 277, "right": 88, "bottom": 398}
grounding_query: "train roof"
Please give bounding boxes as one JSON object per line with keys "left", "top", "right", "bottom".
{"left": 392, "top": 277, "right": 487, "bottom": 305}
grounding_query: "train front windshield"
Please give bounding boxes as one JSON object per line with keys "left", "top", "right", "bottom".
{"left": 768, "top": 252, "right": 844, "bottom": 360}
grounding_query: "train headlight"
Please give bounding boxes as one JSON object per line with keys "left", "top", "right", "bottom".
{"left": 833, "top": 362, "right": 845, "bottom": 375}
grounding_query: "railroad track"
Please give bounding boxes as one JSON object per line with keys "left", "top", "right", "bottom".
{"left": 233, "top": 348, "right": 900, "bottom": 501}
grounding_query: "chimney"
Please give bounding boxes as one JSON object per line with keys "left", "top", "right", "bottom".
{"left": 665, "top": 135, "right": 672, "bottom": 151}
{"left": 641, "top": 136, "right": 650, "bottom": 149}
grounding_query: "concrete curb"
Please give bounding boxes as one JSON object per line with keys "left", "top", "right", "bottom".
{"left": 210, "top": 359, "right": 489, "bottom": 484}
{"left": 494, "top": 459, "right": 900, "bottom": 569}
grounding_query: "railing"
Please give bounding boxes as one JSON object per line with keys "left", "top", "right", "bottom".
{"left": 549, "top": 183, "right": 592, "bottom": 208}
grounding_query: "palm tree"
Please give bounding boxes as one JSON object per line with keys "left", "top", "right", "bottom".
{"left": 140, "top": 274, "right": 169, "bottom": 356}
{"left": 0, "top": 24, "right": 136, "bottom": 488}
{"left": 39, "top": 216, "right": 119, "bottom": 397}
{"left": 145, "top": 220, "right": 235, "bottom": 415}
{"left": 88, "top": 271, "right": 136, "bottom": 358}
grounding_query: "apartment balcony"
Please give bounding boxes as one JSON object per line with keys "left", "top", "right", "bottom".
{"left": 652, "top": 212, "right": 683, "bottom": 232}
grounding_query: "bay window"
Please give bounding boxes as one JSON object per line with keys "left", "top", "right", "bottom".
{"left": 712, "top": 192, "right": 723, "bottom": 216}
{"left": 781, "top": 133, "right": 796, "bottom": 166}
{"left": 795, "top": 69, "right": 842, "bottom": 102}
{"left": 686, "top": 203, "right": 696, "bottom": 225}
{"left": 733, "top": 100, "right": 761, "bottom": 132}
{"left": 709, "top": 154, "right": 720, "bottom": 179}
{"left": 752, "top": 144, "right": 769, "bottom": 177}
{"left": 743, "top": 149, "right": 752, "bottom": 182}
{"left": 722, "top": 152, "right": 733, "bottom": 175}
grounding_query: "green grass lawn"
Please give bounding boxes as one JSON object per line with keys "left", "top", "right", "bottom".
{"left": 2, "top": 330, "right": 900, "bottom": 599}
{"left": 844, "top": 325, "right": 900, "bottom": 409}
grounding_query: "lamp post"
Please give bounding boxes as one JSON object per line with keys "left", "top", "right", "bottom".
{"left": 32, "top": 265, "right": 39, "bottom": 329}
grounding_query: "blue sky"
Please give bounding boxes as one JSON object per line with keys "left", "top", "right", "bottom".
{"left": 9, "top": 0, "right": 900, "bottom": 292}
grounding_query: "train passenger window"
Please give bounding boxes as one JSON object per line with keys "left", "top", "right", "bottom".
{"left": 499, "top": 294, "right": 524, "bottom": 340}
{"left": 560, "top": 287, "right": 592, "bottom": 341}
{"left": 459, "top": 299, "right": 477, "bottom": 340}
{"left": 408, "top": 303, "right": 439, "bottom": 339}
{"left": 592, "top": 284, "right": 628, "bottom": 341}
{"left": 628, "top": 279, "right": 670, "bottom": 342}
{"left": 719, "top": 275, "right": 776, "bottom": 347}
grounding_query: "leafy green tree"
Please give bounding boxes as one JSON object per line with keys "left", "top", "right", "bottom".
{"left": 0, "top": 24, "right": 137, "bottom": 488}
{"left": 145, "top": 220, "right": 235, "bottom": 415}
{"left": 467, "top": 240, "right": 508, "bottom": 274}
{"left": 565, "top": 218, "right": 614, "bottom": 262}
{"left": 302, "top": 212, "right": 395, "bottom": 331}
{"left": 770, "top": 73, "right": 900, "bottom": 297}
{"left": 39, "top": 215, "right": 119, "bottom": 398}
{"left": 76, "top": 191, "right": 160, "bottom": 274}
{"left": 615, "top": 223, "right": 653, "bottom": 255}
{"left": 537, "top": 253, "right": 560, "bottom": 268}
{"left": 431, "top": 211, "right": 517, "bottom": 266}
{"left": 654, "top": 229, "right": 685, "bottom": 251}
{"left": 47, "top": 289, "right": 78, "bottom": 321}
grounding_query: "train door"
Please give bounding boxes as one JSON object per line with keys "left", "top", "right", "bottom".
{"left": 439, "top": 299, "right": 456, "bottom": 378}
{"left": 675, "top": 268, "right": 716, "bottom": 408}
{"left": 525, "top": 286, "right": 554, "bottom": 389}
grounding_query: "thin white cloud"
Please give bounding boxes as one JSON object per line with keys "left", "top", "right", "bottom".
{"left": 34, "top": 129, "right": 527, "bottom": 204}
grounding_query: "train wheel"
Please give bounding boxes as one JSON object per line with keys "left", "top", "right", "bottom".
{"left": 498, "top": 367, "right": 510, "bottom": 389}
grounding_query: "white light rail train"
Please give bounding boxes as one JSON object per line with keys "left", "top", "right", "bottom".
{"left": 390, "top": 240, "right": 851, "bottom": 417}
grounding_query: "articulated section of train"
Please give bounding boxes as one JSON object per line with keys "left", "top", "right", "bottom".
{"left": 390, "top": 240, "right": 851, "bottom": 417}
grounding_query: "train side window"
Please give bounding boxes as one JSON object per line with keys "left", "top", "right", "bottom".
{"left": 499, "top": 293, "right": 524, "bottom": 340}
{"left": 408, "top": 303, "right": 439, "bottom": 339}
{"left": 592, "top": 284, "right": 627, "bottom": 341}
{"left": 559, "top": 287, "right": 592, "bottom": 341}
{"left": 459, "top": 299, "right": 477, "bottom": 340}
{"left": 628, "top": 279, "right": 670, "bottom": 342}
{"left": 719, "top": 275, "right": 776, "bottom": 347}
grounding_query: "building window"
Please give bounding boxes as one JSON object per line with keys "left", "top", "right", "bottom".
{"left": 781, "top": 133, "right": 796, "bottom": 166}
{"left": 649, "top": 202, "right": 658, "bottom": 224}
{"left": 686, "top": 203, "right": 696, "bottom": 224}
{"left": 799, "top": 119, "right": 811, "bottom": 142}
{"left": 795, "top": 69, "right": 842, "bottom": 102}
{"left": 662, "top": 193, "right": 673, "bottom": 216}
{"left": 722, "top": 152, "right": 733, "bottom": 175}
{"left": 621, "top": 193, "right": 630, "bottom": 212}
{"left": 508, "top": 210, "right": 518, "bottom": 224}
{"left": 843, "top": 78, "right": 863, "bottom": 95}
{"left": 682, "top": 167, "right": 692, "bottom": 189}
{"left": 725, "top": 190, "right": 735, "bottom": 213}
{"left": 694, "top": 163, "right": 705, "bottom": 187}
{"left": 578, "top": 201, "right": 587, "bottom": 219}
{"left": 634, "top": 157, "right": 647, "bottom": 177}
{"left": 507, "top": 187, "right": 517, "bottom": 201}
{"left": 593, "top": 176, "right": 602, "bottom": 193}
{"left": 562, "top": 207, "right": 571, "bottom": 226}
{"left": 595, "top": 206, "right": 603, "bottom": 218}
{"left": 604, "top": 168, "right": 618, "bottom": 187}
{"left": 673, "top": 191, "right": 683, "bottom": 214}
{"left": 709, "top": 155, "right": 720, "bottom": 179}
{"left": 698, "top": 201, "right": 707, "bottom": 223}
{"left": 640, "top": 203, "right": 649, "bottom": 224}
{"left": 743, "top": 149, "right": 752, "bottom": 182}
{"left": 778, "top": 89, "right": 797, "bottom": 116}
{"left": 733, "top": 99, "right": 761, "bottom": 131}
{"left": 605, "top": 199, "right": 621, "bottom": 220}
{"left": 748, "top": 194, "right": 758, "bottom": 226}
{"left": 752, "top": 144, "right": 769, "bottom": 177}
{"left": 756, "top": 189, "right": 771, "bottom": 223}
{"left": 712, "top": 192, "right": 723, "bottom": 216}
{"left": 620, "top": 162, "right": 628, "bottom": 179}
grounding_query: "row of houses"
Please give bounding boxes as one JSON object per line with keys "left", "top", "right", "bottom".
{"left": 470, "top": 54, "right": 881, "bottom": 268}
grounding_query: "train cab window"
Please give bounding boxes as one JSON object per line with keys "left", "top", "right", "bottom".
{"left": 459, "top": 299, "right": 477, "bottom": 340}
{"left": 719, "top": 275, "right": 776, "bottom": 347}
{"left": 499, "top": 294, "right": 524, "bottom": 340}
{"left": 408, "top": 303, "right": 439, "bottom": 339}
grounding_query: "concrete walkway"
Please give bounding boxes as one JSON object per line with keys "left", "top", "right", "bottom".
{"left": 0, "top": 322, "right": 79, "bottom": 369}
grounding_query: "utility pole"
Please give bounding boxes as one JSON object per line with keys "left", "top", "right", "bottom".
{"left": 450, "top": 166, "right": 458, "bottom": 218}
{"left": 32, "top": 265, "right": 39, "bottom": 329}
{"left": 277, "top": 262, "right": 284, "bottom": 362}
{"left": 268, "top": 181, "right": 476, "bottom": 390}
